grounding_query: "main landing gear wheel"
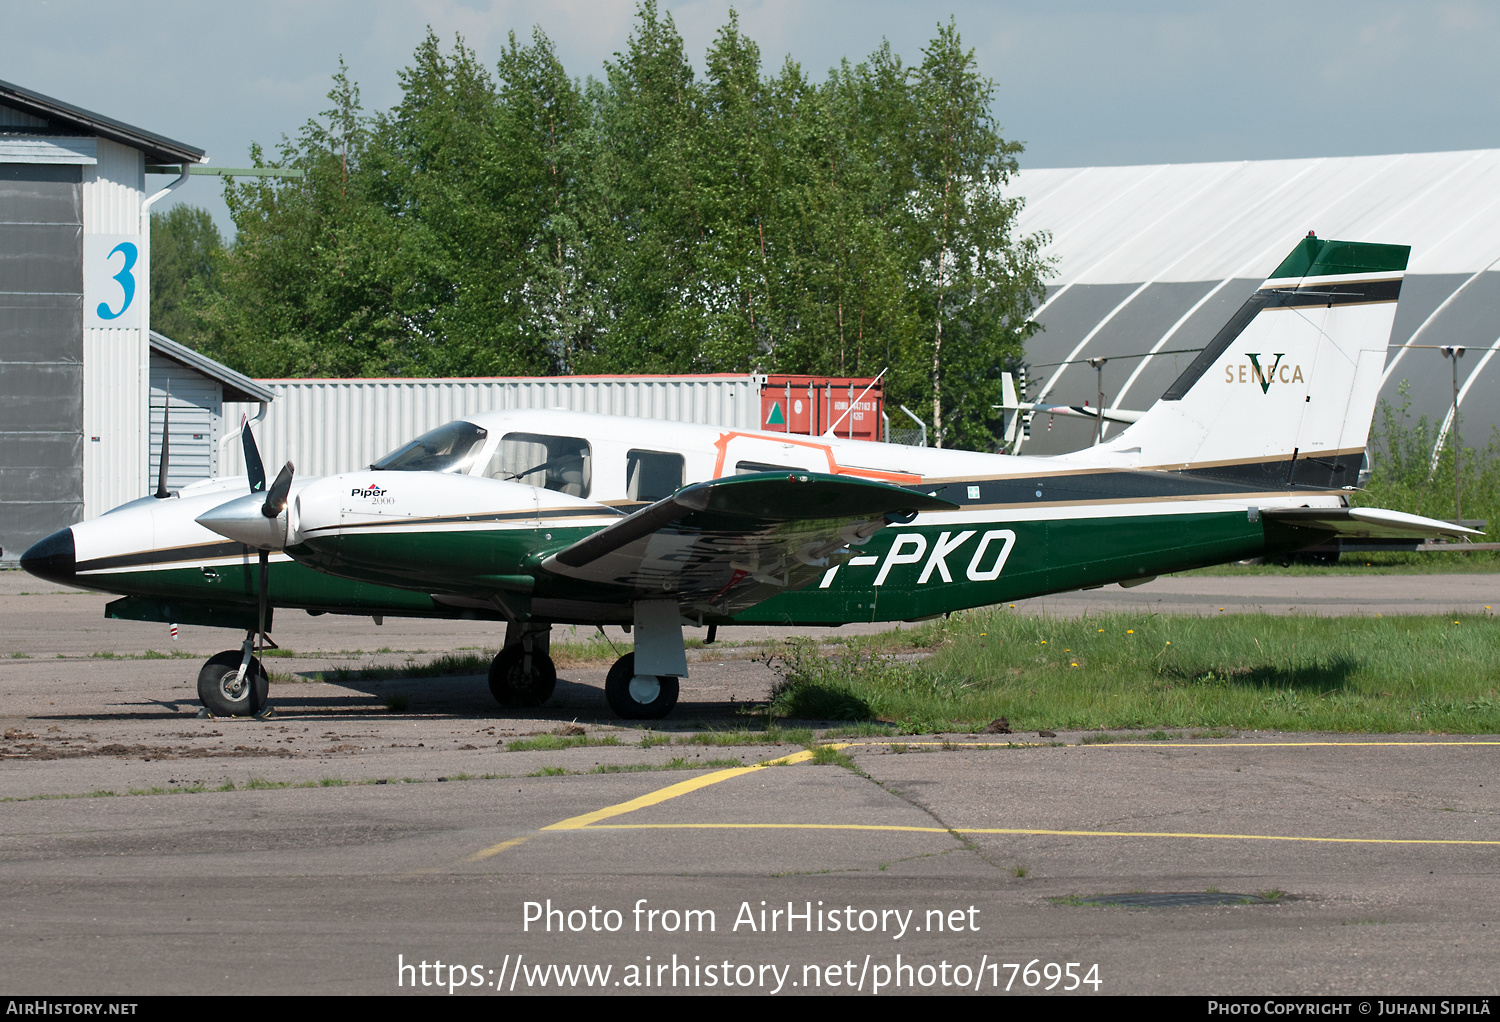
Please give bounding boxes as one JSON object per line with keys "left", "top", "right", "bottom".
{"left": 197, "top": 650, "right": 269, "bottom": 717}
{"left": 605, "top": 653, "right": 679, "bottom": 720}
{"left": 488, "top": 646, "right": 557, "bottom": 708}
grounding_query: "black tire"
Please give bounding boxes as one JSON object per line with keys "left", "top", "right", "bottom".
{"left": 488, "top": 646, "right": 557, "bottom": 709}
{"left": 604, "top": 653, "right": 679, "bottom": 720}
{"left": 197, "top": 649, "right": 269, "bottom": 717}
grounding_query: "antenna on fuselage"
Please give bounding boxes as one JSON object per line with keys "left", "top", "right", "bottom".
{"left": 154, "top": 383, "right": 171, "bottom": 499}
{"left": 822, "top": 368, "right": 886, "bottom": 439}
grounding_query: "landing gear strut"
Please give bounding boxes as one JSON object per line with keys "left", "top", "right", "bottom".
{"left": 488, "top": 622, "right": 556, "bottom": 708}
{"left": 605, "top": 600, "right": 685, "bottom": 720}
{"left": 197, "top": 637, "right": 269, "bottom": 717}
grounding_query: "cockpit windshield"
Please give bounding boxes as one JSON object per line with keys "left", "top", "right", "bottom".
{"left": 371, "top": 421, "right": 489, "bottom": 474}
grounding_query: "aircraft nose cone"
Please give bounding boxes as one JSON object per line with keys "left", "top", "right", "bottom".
{"left": 20, "top": 528, "right": 76, "bottom": 586}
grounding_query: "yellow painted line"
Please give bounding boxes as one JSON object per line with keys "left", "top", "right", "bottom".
{"left": 841, "top": 740, "right": 1500, "bottom": 749}
{"left": 540, "top": 747, "right": 821, "bottom": 832}
{"left": 579, "top": 822, "right": 1500, "bottom": 847}
{"left": 465, "top": 835, "right": 533, "bottom": 862}
{"left": 1052, "top": 741, "right": 1500, "bottom": 748}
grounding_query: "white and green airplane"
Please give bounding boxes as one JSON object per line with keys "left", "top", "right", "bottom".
{"left": 20, "top": 234, "right": 1476, "bottom": 720}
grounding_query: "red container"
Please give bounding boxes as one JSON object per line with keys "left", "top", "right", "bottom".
{"left": 760, "top": 375, "right": 883, "bottom": 441}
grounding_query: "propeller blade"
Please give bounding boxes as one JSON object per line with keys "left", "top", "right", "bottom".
{"left": 241, "top": 414, "right": 267, "bottom": 494}
{"left": 261, "top": 462, "right": 295, "bottom": 519}
{"left": 153, "top": 391, "right": 171, "bottom": 499}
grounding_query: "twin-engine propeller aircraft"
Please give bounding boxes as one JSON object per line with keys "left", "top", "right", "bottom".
{"left": 20, "top": 235, "right": 1478, "bottom": 720}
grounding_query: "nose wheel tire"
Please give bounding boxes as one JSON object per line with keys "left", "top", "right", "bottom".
{"left": 488, "top": 646, "right": 557, "bottom": 709}
{"left": 605, "top": 653, "right": 679, "bottom": 720}
{"left": 197, "top": 650, "right": 269, "bottom": 717}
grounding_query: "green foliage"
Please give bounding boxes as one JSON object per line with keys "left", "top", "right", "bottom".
{"left": 1356, "top": 386, "right": 1500, "bottom": 535}
{"left": 149, "top": 205, "right": 223, "bottom": 346}
{"left": 178, "top": 7, "right": 1049, "bottom": 451}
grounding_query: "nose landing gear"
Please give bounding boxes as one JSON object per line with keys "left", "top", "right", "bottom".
{"left": 197, "top": 639, "right": 269, "bottom": 717}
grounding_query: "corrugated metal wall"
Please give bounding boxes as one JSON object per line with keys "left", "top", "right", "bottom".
{"left": 81, "top": 139, "right": 147, "bottom": 513}
{"left": 0, "top": 162, "right": 84, "bottom": 560}
{"left": 222, "top": 376, "right": 763, "bottom": 479}
{"left": 149, "top": 352, "right": 220, "bottom": 490}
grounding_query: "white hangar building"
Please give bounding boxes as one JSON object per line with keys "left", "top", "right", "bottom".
{"left": 1007, "top": 150, "right": 1500, "bottom": 458}
{"left": 0, "top": 79, "right": 275, "bottom": 564}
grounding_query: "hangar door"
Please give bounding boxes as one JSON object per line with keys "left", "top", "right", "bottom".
{"left": 0, "top": 164, "right": 84, "bottom": 561}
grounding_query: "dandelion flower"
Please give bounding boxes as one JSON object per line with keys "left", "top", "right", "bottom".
{"left": 1127, "top": 629, "right": 1134, "bottom": 634}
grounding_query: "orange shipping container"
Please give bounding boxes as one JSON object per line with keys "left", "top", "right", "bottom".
{"left": 759, "top": 375, "right": 883, "bottom": 441}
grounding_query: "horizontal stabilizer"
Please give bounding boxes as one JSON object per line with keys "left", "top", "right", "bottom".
{"left": 1264, "top": 506, "right": 1482, "bottom": 540}
{"left": 543, "top": 472, "right": 955, "bottom": 613}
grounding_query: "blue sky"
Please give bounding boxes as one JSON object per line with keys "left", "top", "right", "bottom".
{"left": 10, "top": 1, "right": 1500, "bottom": 237}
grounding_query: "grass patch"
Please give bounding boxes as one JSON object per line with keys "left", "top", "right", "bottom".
{"left": 319, "top": 652, "right": 492, "bottom": 682}
{"left": 639, "top": 733, "right": 672, "bottom": 749}
{"left": 591, "top": 756, "right": 746, "bottom": 774}
{"left": 756, "top": 612, "right": 1500, "bottom": 733}
{"left": 1080, "top": 733, "right": 1118, "bottom": 744}
{"left": 807, "top": 744, "right": 855, "bottom": 768}
{"left": 527, "top": 766, "right": 574, "bottom": 776}
{"left": 506, "top": 734, "right": 622, "bottom": 752}
{"left": 551, "top": 638, "right": 632, "bottom": 667}
{"left": 9, "top": 652, "right": 30, "bottom": 659}
{"left": 677, "top": 727, "right": 815, "bottom": 747}
{"left": 824, "top": 722, "right": 899, "bottom": 738}
{"left": 383, "top": 693, "right": 411, "bottom": 713}
{"left": 0, "top": 789, "right": 119, "bottom": 802}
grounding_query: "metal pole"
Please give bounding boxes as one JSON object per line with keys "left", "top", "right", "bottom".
{"left": 1086, "top": 357, "right": 1107, "bottom": 445}
{"left": 1443, "top": 346, "right": 1465, "bottom": 523}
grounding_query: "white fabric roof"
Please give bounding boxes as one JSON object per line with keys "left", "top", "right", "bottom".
{"left": 1003, "top": 150, "right": 1500, "bottom": 464}
{"left": 1010, "top": 150, "right": 1500, "bottom": 284}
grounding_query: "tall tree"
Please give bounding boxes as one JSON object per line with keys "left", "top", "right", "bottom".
{"left": 902, "top": 21, "right": 1048, "bottom": 449}
{"left": 149, "top": 204, "right": 222, "bottom": 346}
{"left": 583, "top": 1, "right": 709, "bottom": 373}
{"left": 495, "top": 28, "right": 596, "bottom": 372}
{"left": 183, "top": 9, "right": 1051, "bottom": 451}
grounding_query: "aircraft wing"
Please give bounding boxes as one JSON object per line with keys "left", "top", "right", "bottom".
{"left": 540, "top": 472, "right": 955, "bottom": 614}
{"left": 1263, "top": 506, "right": 1481, "bottom": 540}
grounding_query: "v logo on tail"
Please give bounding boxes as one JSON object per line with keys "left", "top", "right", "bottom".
{"left": 1245, "top": 353, "right": 1288, "bottom": 394}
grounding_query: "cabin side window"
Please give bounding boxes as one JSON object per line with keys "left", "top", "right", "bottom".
{"left": 627, "top": 450, "right": 685, "bottom": 502}
{"left": 485, "top": 433, "right": 591, "bottom": 498}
